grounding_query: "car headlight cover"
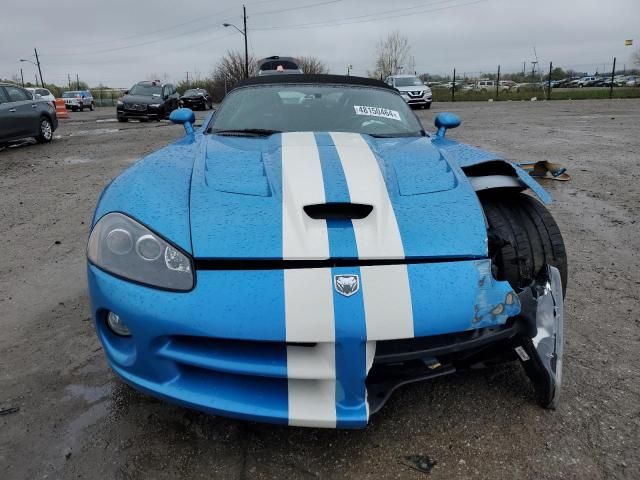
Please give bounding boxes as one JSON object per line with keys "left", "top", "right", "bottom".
{"left": 149, "top": 103, "right": 161, "bottom": 108}
{"left": 87, "top": 213, "right": 194, "bottom": 291}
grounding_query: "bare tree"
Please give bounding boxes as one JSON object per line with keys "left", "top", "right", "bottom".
{"left": 212, "top": 50, "right": 258, "bottom": 86}
{"left": 370, "top": 31, "right": 411, "bottom": 79}
{"left": 296, "top": 55, "right": 329, "bottom": 74}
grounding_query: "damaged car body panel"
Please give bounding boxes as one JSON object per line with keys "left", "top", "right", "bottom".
{"left": 436, "top": 140, "right": 552, "bottom": 204}
{"left": 87, "top": 74, "right": 567, "bottom": 428}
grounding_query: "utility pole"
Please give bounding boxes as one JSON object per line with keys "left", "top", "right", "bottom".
{"left": 186, "top": 71, "right": 190, "bottom": 87}
{"left": 76, "top": 73, "right": 80, "bottom": 90}
{"left": 346, "top": 64, "right": 352, "bottom": 76}
{"left": 34, "top": 48, "right": 44, "bottom": 87}
{"left": 68, "top": 74, "right": 72, "bottom": 90}
{"left": 20, "top": 68, "right": 24, "bottom": 87}
{"left": 522, "top": 61, "right": 526, "bottom": 78}
{"left": 243, "top": 5, "right": 249, "bottom": 79}
{"left": 452, "top": 68, "right": 456, "bottom": 102}
{"left": 495, "top": 65, "right": 501, "bottom": 100}
{"left": 547, "top": 61, "right": 553, "bottom": 100}
{"left": 531, "top": 61, "right": 537, "bottom": 83}
{"left": 609, "top": 57, "right": 616, "bottom": 99}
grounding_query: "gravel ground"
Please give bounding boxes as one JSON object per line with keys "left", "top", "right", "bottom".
{"left": 1, "top": 100, "right": 638, "bottom": 479}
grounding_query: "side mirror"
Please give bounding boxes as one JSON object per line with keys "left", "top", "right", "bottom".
{"left": 170, "top": 108, "right": 196, "bottom": 135}
{"left": 434, "top": 112, "right": 461, "bottom": 139}
{"left": 124, "top": 90, "right": 129, "bottom": 95}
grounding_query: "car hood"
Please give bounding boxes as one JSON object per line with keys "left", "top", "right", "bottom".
{"left": 189, "top": 132, "right": 488, "bottom": 260}
{"left": 121, "top": 94, "right": 162, "bottom": 105}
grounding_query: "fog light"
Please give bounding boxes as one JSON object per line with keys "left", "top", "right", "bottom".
{"left": 107, "top": 311, "right": 131, "bottom": 336}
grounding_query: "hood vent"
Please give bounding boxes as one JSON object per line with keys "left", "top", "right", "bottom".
{"left": 303, "top": 202, "right": 373, "bottom": 220}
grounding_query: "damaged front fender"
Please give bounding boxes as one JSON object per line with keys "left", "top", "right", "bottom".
{"left": 435, "top": 141, "right": 552, "bottom": 204}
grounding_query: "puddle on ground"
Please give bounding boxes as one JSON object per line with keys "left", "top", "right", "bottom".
{"left": 70, "top": 128, "right": 120, "bottom": 136}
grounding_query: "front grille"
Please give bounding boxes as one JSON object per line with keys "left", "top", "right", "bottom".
{"left": 124, "top": 103, "right": 147, "bottom": 111}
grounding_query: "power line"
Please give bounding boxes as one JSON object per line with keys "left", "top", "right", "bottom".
{"left": 38, "top": 0, "right": 342, "bottom": 58}
{"left": 253, "top": 0, "right": 486, "bottom": 31}
{"left": 251, "top": 0, "right": 342, "bottom": 17}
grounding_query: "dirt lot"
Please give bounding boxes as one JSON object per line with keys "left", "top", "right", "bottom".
{"left": 1, "top": 100, "right": 639, "bottom": 479}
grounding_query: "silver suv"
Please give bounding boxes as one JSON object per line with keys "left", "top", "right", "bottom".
{"left": 384, "top": 75, "right": 432, "bottom": 109}
{"left": 62, "top": 90, "right": 94, "bottom": 112}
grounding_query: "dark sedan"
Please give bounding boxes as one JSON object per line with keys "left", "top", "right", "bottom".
{"left": 180, "top": 88, "right": 213, "bottom": 110}
{"left": 0, "top": 83, "right": 58, "bottom": 146}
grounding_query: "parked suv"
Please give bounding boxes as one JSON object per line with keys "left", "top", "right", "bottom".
{"left": 62, "top": 90, "right": 94, "bottom": 111}
{"left": 117, "top": 81, "right": 180, "bottom": 122}
{"left": 0, "top": 83, "right": 58, "bottom": 146}
{"left": 474, "top": 80, "right": 510, "bottom": 92}
{"left": 384, "top": 75, "right": 432, "bottom": 109}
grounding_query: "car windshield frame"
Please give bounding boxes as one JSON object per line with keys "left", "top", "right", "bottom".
{"left": 129, "top": 84, "right": 163, "bottom": 97}
{"left": 207, "top": 83, "right": 425, "bottom": 138}
{"left": 394, "top": 76, "right": 424, "bottom": 87}
{"left": 184, "top": 89, "right": 204, "bottom": 96}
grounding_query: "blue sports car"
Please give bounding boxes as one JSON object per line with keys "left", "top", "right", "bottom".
{"left": 87, "top": 74, "right": 567, "bottom": 428}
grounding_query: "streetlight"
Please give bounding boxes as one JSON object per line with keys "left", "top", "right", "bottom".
{"left": 223, "top": 5, "right": 249, "bottom": 79}
{"left": 20, "top": 49, "right": 44, "bottom": 87}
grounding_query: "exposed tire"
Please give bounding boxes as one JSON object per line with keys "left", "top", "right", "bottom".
{"left": 90, "top": 103, "right": 94, "bottom": 111}
{"left": 80, "top": 105, "right": 84, "bottom": 112}
{"left": 117, "top": 117, "right": 127, "bottom": 123}
{"left": 36, "top": 117, "right": 53, "bottom": 143}
{"left": 425, "top": 103, "right": 432, "bottom": 110}
{"left": 480, "top": 192, "right": 568, "bottom": 295}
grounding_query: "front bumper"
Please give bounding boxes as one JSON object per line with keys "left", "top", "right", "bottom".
{"left": 181, "top": 98, "right": 206, "bottom": 108}
{"left": 117, "top": 106, "right": 163, "bottom": 119}
{"left": 400, "top": 94, "right": 432, "bottom": 106}
{"left": 88, "top": 260, "right": 562, "bottom": 428}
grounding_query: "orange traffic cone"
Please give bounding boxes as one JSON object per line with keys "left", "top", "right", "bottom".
{"left": 55, "top": 98, "right": 69, "bottom": 119}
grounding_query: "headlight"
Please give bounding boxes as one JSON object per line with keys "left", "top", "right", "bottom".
{"left": 87, "top": 212, "right": 194, "bottom": 291}
{"left": 116, "top": 100, "right": 123, "bottom": 106}
{"left": 149, "top": 103, "right": 161, "bottom": 108}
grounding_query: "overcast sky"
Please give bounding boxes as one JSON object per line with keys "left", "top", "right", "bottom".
{"left": 1, "top": 0, "right": 638, "bottom": 87}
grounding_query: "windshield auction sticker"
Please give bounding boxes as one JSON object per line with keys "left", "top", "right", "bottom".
{"left": 353, "top": 105, "right": 401, "bottom": 121}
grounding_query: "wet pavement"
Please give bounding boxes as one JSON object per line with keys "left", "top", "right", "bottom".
{"left": 1, "top": 101, "right": 639, "bottom": 479}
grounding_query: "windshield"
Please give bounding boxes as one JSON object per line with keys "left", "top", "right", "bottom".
{"left": 210, "top": 84, "right": 423, "bottom": 137}
{"left": 184, "top": 89, "right": 202, "bottom": 96}
{"left": 62, "top": 91, "right": 80, "bottom": 98}
{"left": 394, "top": 77, "right": 423, "bottom": 87}
{"left": 129, "top": 84, "right": 162, "bottom": 96}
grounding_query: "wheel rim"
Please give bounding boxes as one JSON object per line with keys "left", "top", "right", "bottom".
{"left": 41, "top": 120, "right": 52, "bottom": 140}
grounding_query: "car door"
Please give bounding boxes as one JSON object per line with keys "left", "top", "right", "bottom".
{"left": 2, "top": 85, "right": 38, "bottom": 137}
{"left": 0, "top": 87, "right": 17, "bottom": 140}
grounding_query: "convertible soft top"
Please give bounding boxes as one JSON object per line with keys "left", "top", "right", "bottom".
{"left": 232, "top": 74, "right": 395, "bottom": 91}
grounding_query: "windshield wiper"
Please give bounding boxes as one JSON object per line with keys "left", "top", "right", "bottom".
{"left": 211, "top": 128, "right": 281, "bottom": 137}
{"left": 367, "top": 131, "right": 424, "bottom": 138}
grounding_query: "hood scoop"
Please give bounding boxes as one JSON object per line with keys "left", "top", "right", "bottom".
{"left": 304, "top": 202, "right": 373, "bottom": 220}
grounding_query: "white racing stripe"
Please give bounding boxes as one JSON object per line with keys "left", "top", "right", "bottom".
{"left": 281, "top": 132, "right": 337, "bottom": 427}
{"left": 330, "top": 132, "right": 414, "bottom": 340}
